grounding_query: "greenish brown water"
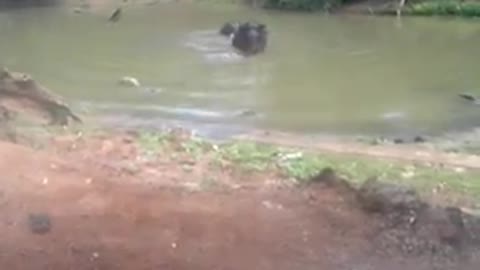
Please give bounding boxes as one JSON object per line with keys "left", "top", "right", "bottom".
{"left": 1, "top": 2, "right": 480, "bottom": 138}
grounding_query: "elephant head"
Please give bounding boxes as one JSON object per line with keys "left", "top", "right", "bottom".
{"left": 231, "top": 22, "right": 268, "bottom": 56}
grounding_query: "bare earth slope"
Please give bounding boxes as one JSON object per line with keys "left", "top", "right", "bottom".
{"left": 0, "top": 134, "right": 479, "bottom": 270}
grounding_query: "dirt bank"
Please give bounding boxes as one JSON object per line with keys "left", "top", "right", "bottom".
{"left": 0, "top": 131, "right": 479, "bottom": 269}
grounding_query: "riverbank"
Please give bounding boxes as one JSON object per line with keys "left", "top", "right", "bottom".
{"left": 6, "top": 119, "right": 480, "bottom": 207}
{"left": 3, "top": 0, "right": 480, "bottom": 18}
{"left": 1, "top": 122, "right": 480, "bottom": 269}
{"left": 338, "top": 0, "right": 480, "bottom": 17}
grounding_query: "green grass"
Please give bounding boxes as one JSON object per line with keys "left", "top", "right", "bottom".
{"left": 134, "top": 131, "right": 480, "bottom": 203}
{"left": 407, "top": 0, "right": 480, "bottom": 17}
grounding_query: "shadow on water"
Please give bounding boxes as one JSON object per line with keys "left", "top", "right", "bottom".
{"left": 1, "top": 2, "right": 480, "bottom": 140}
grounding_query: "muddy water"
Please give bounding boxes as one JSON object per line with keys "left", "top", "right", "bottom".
{"left": 1, "top": 2, "right": 480, "bottom": 138}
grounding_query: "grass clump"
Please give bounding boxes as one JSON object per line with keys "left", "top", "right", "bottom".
{"left": 136, "top": 132, "right": 170, "bottom": 155}
{"left": 216, "top": 141, "right": 278, "bottom": 171}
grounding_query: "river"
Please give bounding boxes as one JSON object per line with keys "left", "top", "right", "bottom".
{"left": 1, "top": 1, "right": 480, "bottom": 139}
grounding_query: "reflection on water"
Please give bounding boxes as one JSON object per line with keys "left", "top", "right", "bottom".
{"left": 1, "top": 2, "right": 480, "bottom": 138}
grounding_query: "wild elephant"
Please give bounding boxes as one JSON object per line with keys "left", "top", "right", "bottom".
{"left": 219, "top": 21, "right": 268, "bottom": 56}
{"left": 231, "top": 22, "right": 267, "bottom": 56}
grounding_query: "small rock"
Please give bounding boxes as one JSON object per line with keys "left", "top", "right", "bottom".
{"left": 28, "top": 213, "right": 52, "bottom": 234}
{"left": 91, "top": 252, "right": 100, "bottom": 261}
{"left": 119, "top": 76, "right": 140, "bottom": 87}
{"left": 278, "top": 152, "right": 303, "bottom": 162}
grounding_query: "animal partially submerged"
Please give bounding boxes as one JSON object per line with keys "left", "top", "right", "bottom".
{"left": 0, "top": 67, "right": 81, "bottom": 126}
{"left": 220, "top": 21, "right": 268, "bottom": 56}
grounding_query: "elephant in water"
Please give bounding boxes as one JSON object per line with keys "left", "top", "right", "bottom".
{"left": 219, "top": 21, "right": 268, "bottom": 56}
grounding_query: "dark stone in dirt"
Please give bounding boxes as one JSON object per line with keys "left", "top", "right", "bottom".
{"left": 357, "top": 178, "right": 424, "bottom": 214}
{"left": 28, "top": 213, "right": 52, "bottom": 234}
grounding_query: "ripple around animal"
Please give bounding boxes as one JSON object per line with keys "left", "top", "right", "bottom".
{"left": 183, "top": 29, "right": 245, "bottom": 64}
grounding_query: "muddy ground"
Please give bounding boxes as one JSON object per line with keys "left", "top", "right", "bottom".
{"left": 0, "top": 130, "right": 479, "bottom": 270}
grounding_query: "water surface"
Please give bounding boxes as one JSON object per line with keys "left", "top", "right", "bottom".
{"left": 1, "top": 2, "right": 479, "bottom": 138}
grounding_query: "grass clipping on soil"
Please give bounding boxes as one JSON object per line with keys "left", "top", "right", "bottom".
{"left": 134, "top": 130, "right": 480, "bottom": 205}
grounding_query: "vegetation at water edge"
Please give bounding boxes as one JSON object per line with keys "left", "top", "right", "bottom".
{"left": 407, "top": 0, "right": 480, "bottom": 17}
{"left": 262, "top": 0, "right": 344, "bottom": 11}
{"left": 136, "top": 131, "right": 480, "bottom": 202}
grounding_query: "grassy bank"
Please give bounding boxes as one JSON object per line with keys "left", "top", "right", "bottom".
{"left": 406, "top": 0, "right": 480, "bottom": 17}
{"left": 246, "top": 0, "right": 480, "bottom": 17}
{"left": 4, "top": 109, "right": 480, "bottom": 206}
{"left": 262, "top": 0, "right": 342, "bottom": 11}
{"left": 135, "top": 130, "right": 480, "bottom": 205}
